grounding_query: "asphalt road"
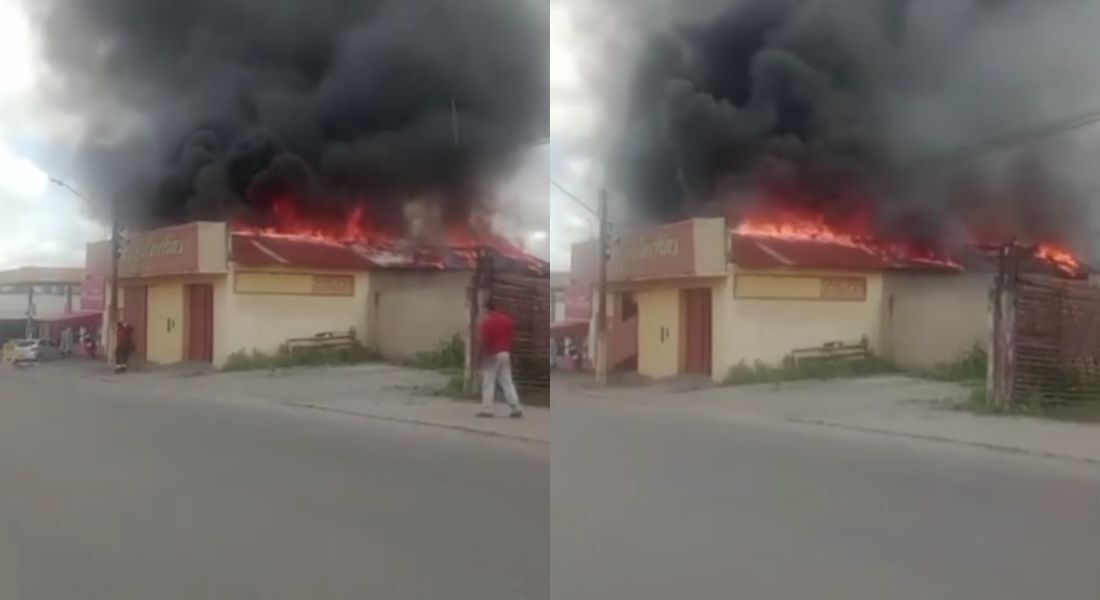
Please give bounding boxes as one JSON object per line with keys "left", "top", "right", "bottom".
{"left": 552, "top": 393, "right": 1100, "bottom": 600}
{"left": 0, "top": 366, "right": 548, "bottom": 599}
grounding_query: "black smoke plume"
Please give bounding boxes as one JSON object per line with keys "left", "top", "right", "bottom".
{"left": 610, "top": 0, "right": 1100, "bottom": 248}
{"left": 29, "top": 0, "right": 548, "bottom": 232}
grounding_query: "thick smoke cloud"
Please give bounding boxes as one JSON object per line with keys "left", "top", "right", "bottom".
{"left": 610, "top": 0, "right": 1100, "bottom": 247}
{"left": 29, "top": 0, "right": 548, "bottom": 231}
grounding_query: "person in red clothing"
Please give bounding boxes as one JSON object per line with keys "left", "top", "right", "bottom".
{"left": 114, "top": 321, "right": 133, "bottom": 373}
{"left": 477, "top": 299, "right": 523, "bottom": 418}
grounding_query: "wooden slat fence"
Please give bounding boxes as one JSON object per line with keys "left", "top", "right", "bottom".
{"left": 1011, "top": 275, "right": 1100, "bottom": 403}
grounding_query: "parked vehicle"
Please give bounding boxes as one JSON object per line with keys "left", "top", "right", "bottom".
{"left": 3, "top": 339, "right": 61, "bottom": 364}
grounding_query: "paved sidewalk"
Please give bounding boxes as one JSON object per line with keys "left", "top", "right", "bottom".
{"left": 560, "top": 373, "right": 1100, "bottom": 465}
{"left": 39, "top": 360, "right": 548, "bottom": 443}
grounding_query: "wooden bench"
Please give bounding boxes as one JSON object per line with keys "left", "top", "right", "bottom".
{"left": 286, "top": 329, "right": 358, "bottom": 357}
{"left": 789, "top": 338, "right": 870, "bottom": 368}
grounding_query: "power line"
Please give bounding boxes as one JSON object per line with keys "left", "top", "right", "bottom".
{"left": 550, "top": 179, "right": 652, "bottom": 234}
{"left": 551, "top": 178, "right": 598, "bottom": 217}
{"left": 903, "top": 106, "right": 1100, "bottom": 171}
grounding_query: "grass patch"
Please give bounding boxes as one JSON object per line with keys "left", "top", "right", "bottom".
{"left": 223, "top": 343, "right": 380, "bottom": 372}
{"left": 411, "top": 335, "right": 465, "bottom": 371}
{"left": 955, "top": 386, "right": 1100, "bottom": 421}
{"left": 440, "top": 371, "right": 470, "bottom": 398}
{"left": 432, "top": 371, "right": 550, "bottom": 407}
{"left": 724, "top": 355, "right": 897, "bottom": 386}
{"left": 953, "top": 385, "right": 1048, "bottom": 416}
{"left": 922, "top": 345, "right": 987, "bottom": 383}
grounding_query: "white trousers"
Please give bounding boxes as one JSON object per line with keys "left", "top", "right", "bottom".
{"left": 481, "top": 352, "right": 522, "bottom": 411}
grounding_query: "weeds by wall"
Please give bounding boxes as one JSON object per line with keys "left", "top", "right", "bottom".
{"left": 724, "top": 355, "right": 896, "bottom": 386}
{"left": 223, "top": 343, "right": 380, "bottom": 372}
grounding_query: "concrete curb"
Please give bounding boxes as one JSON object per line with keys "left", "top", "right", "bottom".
{"left": 787, "top": 418, "right": 1100, "bottom": 468}
{"left": 280, "top": 401, "right": 549, "bottom": 445}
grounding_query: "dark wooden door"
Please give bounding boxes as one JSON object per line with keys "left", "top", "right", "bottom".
{"left": 185, "top": 284, "right": 214, "bottom": 362}
{"left": 122, "top": 285, "right": 148, "bottom": 361}
{"left": 682, "top": 288, "right": 712, "bottom": 376}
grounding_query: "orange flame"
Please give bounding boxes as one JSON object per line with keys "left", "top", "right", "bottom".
{"left": 1036, "top": 244, "right": 1083, "bottom": 276}
{"left": 734, "top": 213, "right": 963, "bottom": 270}
{"left": 734, "top": 215, "right": 864, "bottom": 247}
{"left": 734, "top": 209, "right": 1088, "bottom": 276}
{"left": 231, "top": 197, "right": 537, "bottom": 267}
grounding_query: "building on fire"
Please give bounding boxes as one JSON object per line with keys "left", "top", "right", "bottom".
{"left": 83, "top": 221, "right": 550, "bottom": 387}
{"left": 554, "top": 217, "right": 1094, "bottom": 382}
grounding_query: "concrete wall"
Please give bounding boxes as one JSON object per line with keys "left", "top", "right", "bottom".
{"left": 883, "top": 272, "right": 992, "bottom": 370}
{"left": 693, "top": 218, "right": 729, "bottom": 276}
{"left": 196, "top": 222, "right": 229, "bottom": 273}
{"left": 637, "top": 287, "right": 681, "bottom": 378}
{"left": 146, "top": 281, "right": 185, "bottom": 364}
{"left": 215, "top": 265, "right": 371, "bottom": 365}
{"left": 367, "top": 270, "right": 470, "bottom": 360}
{"left": 0, "top": 292, "right": 69, "bottom": 320}
{"left": 719, "top": 268, "right": 885, "bottom": 377}
{"left": 711, "top": 270, "right": 736, "bottom": 379}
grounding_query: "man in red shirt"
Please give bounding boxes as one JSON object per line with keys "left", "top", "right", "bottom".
{"left": 114, "top": 321, "right": 133, "bottom": 372}
{"left": 478, "top": 299, "right": 523, "bottom": 418}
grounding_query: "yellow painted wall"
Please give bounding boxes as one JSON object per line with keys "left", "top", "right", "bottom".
{"left": 212, "top": 276, "right": 233, "bottom": 366}
{"left": 692, "top": 218, "right": 729, "bottom": 276}
{"left": 720, "top": 268, "right": 885, "bottom": 378}
{"left": 637, "top": 287, "right": 681, "bottom": 378}
{"left": 145, "top": 281, "right": 185, "bottom": 364}
{"left": 367, "top": 270, "right": 471, "bottom": 360}
{"left": 215, "top": 265, "right": 371, "bottom": 365}
{"left": 234, "top": 272, "right": 355, "bottom": 296}
{"left": 196, "top": 222, "right": 229, "bottom": 273}
{"left": 711, "top": 270, "right": 736, "bottom": 380}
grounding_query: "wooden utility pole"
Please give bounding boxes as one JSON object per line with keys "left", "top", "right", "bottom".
{"left": 107, "top": 197, "right": 121, "bottom": 367}
{"left": 989, "top": 241, "right": 1019, "bottom": 408}
{"left": 595, "top": 188, "right": 609, "bottom": 384}
{"left": 464, "top": 248, "right": 485, "bottom": 396}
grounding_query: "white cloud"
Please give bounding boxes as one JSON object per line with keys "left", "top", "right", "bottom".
{"left": 550, "top": 5, "right": 581, "bottom": 89}
{"left": 548, "top": 1, "right": 600, "bottom": 270}
{"left": 0, "top": 2, "right": 35, "bottom": 99}
{"left": 0, "top": 143, "right": 47, "bottom": 199}
{"left": 0, "top": 2, "right": 99, "bottom": 270}
{"left": 550, "top": 2, "right": 599, "bottom": 139}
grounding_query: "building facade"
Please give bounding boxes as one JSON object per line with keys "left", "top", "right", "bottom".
{"left": 0, "top": 267, "right": 90, "bottom": 342}
{"left": 85, "top": 221, "right": 548, "bottom": 371}
{"left": 569, "top": 217, "right": 999, "bottom": 382}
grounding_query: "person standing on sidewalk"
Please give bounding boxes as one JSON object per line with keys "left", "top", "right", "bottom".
{"left": 477, "top": 299, "right": 523, "bottom": 419}
{"left": 61, "top": 327, "right": 73, "bottom": 358}
{"left": 114, "top": 321, "right": 132, "bottom": 373}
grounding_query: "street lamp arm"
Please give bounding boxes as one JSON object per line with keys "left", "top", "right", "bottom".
{"left": 49, "top": 177, "right": 88, "bottom": 203}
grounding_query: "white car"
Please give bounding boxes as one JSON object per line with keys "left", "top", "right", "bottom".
{"left": 10, "top": 339, "right": 42, "bottom": 363}
{"left": 5, "top": 339, "right": 60, "bottom": 364}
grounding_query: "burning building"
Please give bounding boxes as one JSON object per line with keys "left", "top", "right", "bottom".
{"left": 29, "top": 0, "right": 550, "bottom": 384}
{"left": 83, "top": 219, "right": 548, "bottom": 377}
{"left": 557, "top": 0, "right": 1100, "bottom": 380}
{"left": 563, "top": 215, "right": 1094, "bottom": 381}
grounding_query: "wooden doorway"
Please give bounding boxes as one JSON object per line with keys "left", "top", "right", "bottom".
{"left": 122, "top": 285, "right": 148, "bottom": 361}
{"left": 185, "top": 284, "right": 214, "bottom": 362}
{"left": 682, "top": 288, "right": 712, "bottom": 376}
